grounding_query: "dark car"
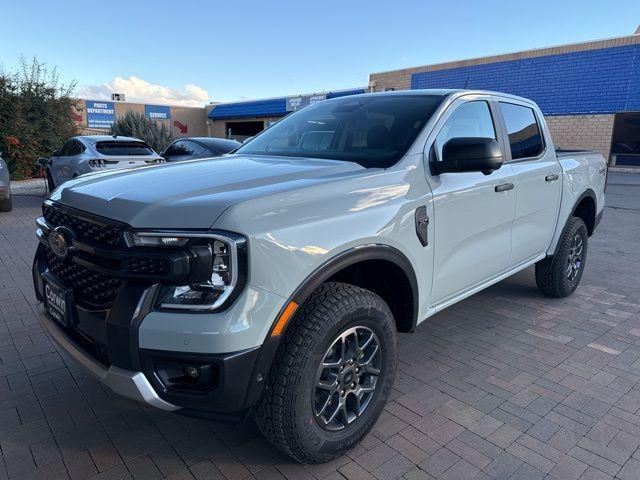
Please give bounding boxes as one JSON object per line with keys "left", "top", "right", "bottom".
{"left": 161, "top": 137, "right": 241, "bottom": 162}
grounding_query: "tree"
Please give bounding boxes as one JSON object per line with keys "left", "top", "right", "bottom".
{"left": 109, "top": 111, "right": 174, "bottom": 153}
{"left": 0, "top": 57, "right": 77, "bottom": 179}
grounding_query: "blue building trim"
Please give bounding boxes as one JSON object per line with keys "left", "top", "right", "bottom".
{"left": 411, "top": 44, "right": 640, "bottom": 115}
{"left": 208, "top": 89, "right": 365, "bottom": 119}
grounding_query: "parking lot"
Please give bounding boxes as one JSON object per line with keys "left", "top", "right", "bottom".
{"left": 0, "top": 173, "right": 639, "bottom": 480}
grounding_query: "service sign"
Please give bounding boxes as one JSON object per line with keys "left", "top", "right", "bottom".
{"left": 285, "top": 93, "right": 327, "bottom": 112}
{"left": 86, "top": 101, "right": 115, "bottom": 129}
{"left": 145, "top": 104, "right": 171, "bottom": 120}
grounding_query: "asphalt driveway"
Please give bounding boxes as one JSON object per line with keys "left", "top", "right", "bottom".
{"left": 1, "top": 172, "right": 640, "bottom": 479}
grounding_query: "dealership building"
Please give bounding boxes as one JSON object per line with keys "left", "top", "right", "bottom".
{"left": 71, "top": 98, "right": 208, "bottom": 137}
{"left": 368, "top": 28, "right": 640, "bottom": 165}
{"left": 205, "top": 88, "right": 366, "bottom": 141}
{"left": 205, "top": 28, "right": 640, "bottom": 166}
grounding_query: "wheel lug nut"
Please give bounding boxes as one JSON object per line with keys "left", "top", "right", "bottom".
{"left": 351, "top": 382, "right": 356, "bottom": 388}
{"left": 341, "top": 389, "right": 346, "bottom": 396}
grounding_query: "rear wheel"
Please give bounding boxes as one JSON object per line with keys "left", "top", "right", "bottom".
{"left": 255, "top": 282, "right": 397, "bottom": 463}
{"left": 535, "top": 216, "right": 588, "bottom": 298}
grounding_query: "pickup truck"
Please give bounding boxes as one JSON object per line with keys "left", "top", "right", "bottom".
{"left": 33, "top": 90, "right": 606, "bottom": 463}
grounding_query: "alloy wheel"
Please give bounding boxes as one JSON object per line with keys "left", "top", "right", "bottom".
{"left": 566, "top": 233, "right": 584, "bottom": 282}
{"left": 313, "top": 326, "right": 381, "bottom": 431}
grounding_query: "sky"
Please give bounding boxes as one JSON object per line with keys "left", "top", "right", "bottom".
{"left": 1, "top": 0, "right": 639, "bottom": 105}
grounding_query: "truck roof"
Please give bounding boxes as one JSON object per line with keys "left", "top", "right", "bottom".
{"left": 353, "top": 89, "right": 538, "bottom": 106}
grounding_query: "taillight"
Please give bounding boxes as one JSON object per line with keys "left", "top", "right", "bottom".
{"left": 88, "top": 159, "right": 106, "bottom": 168}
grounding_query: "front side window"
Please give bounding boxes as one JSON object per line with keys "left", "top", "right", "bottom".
{"left": 95, "top": 141, "right": 154, "bottom": 156}
{"left": 499, "top": 102, "right": 544, "bottom": 160}
{"left": 236, "top": 94, "right": 445, "bottom": 168}
{"left": 434, "top": 101, "right": 496, "bottom": 160}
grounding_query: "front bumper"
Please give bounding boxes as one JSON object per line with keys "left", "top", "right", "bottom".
{"left": 38, "top": 307, "right": 179, "bottom": 411}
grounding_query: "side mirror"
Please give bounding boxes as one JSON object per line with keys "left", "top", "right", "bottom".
{"left": 431, "top": 137, "right": 503, "bottom": 176}
{"left": 37, "top": 157, "right": 50, "bottom": 167}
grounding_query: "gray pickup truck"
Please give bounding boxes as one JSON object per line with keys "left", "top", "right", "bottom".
{"left": 33, "top": 90, "right": 606, "bottom": 463}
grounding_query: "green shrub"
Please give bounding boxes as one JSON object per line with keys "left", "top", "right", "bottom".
{"left": 109, "top": 111, "right": 174, "bottom": 153}
{"left": 0, "top": 57, "right": 76, "bottom": 179}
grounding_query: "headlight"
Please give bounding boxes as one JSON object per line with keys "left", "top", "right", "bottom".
{"left": 126, "top": 231, "right": 247, "bottom": 311}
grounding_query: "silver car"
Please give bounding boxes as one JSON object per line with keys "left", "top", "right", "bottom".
{"left": 41, "top": 136, "right": 164, "bottom": 190}
{"left": 0, "top": 153, "right": 11, "bottom": 212}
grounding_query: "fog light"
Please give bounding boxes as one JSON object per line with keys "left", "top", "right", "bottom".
{"left": 184, "top": 366, "right": 199, "bottom": 378}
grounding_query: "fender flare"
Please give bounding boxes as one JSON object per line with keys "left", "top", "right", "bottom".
{"left": 287, "top": 243, "right": 419, "bottom": 329}
{"left": 241, "top": 244, "right": 419, "bottom": 409}
{"left": 550, "top": 188, "right": 598, "bottom": 258}
{"left": 571, "top": 188, "right": 597, "bottom": 218}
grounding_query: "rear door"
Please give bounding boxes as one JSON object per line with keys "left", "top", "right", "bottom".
{"left": 496, "top": 101, "right": 562, "bottom": 265}
{"left": 427, "top": 96, "right": 517, "bottom": 307}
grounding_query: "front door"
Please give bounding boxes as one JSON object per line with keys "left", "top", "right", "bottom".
{"left": 427, "top": 98, "right": 517, "bottom": 307}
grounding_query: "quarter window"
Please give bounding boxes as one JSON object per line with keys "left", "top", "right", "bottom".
{"left": 435, "top": 101, "right": 496, "bottom": 160}
{"left": 499, "top": 103, "right": 544, "bottom": 160}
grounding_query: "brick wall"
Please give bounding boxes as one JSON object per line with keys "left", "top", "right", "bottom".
{"left": 545, "top": 114, "right": 614, "bottom": 160}
{"left": 370, "top": 34, "right": 640, "bottom": 115}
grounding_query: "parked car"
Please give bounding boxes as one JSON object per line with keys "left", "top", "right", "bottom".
{"left": 161, "top": 137, "right": 241, "bottom": 162}
{"left": 39, "top": 136, "right": 164, "bottom": 190}
{"left": 0, "top": 153, "right": 12, "bottom": 212}
{"left": 33, "top": 90, "right": 606, "bottom": 463}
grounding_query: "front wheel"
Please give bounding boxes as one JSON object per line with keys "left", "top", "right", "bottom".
{"left": 255, "top": 282, "right": 397, "bottom": 463}
{"left": 535, "top": 216, "right": 588, "bottom": 298}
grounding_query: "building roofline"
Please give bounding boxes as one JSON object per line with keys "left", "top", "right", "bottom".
{"left": 370, "top": 32, "right": 640, "bottom": 76}
{"left": 209, "top": 87, "right": 367, "bottom": 106}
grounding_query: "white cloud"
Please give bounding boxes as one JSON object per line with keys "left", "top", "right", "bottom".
{"left": 76, "top": 76, "right": 209, "bottom": 107}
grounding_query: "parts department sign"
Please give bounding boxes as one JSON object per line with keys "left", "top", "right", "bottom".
{"left": 86, "top": 101, "right": 115, "bottom": 129}
{"left": 145, "top": 104, "right": 171, "bottom": 120}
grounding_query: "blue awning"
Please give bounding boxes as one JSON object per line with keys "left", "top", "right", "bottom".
{"left": 208, "top": 88, "right": 365, "bottom": 120}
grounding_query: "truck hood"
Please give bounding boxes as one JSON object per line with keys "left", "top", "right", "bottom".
{"left": 50, "top": 155, "right": 365, "bottom": 228}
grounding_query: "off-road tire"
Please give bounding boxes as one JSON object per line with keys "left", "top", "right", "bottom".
{"left": 535, "top": 216, "right": 588, "bottom": 298}
{"left": 0, "top": 195, "right": 11, "bottom": 212}
{"left": 255, "top": 282, "right": 397, "bottom": 464}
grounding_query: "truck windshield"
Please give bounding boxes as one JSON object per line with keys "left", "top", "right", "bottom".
{"left": 236, "top": 94, "right": 444, "bottom": 168}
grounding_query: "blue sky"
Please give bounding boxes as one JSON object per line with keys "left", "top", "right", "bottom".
{"left": 2, "top": 0, "right": 639, "bottom": 104}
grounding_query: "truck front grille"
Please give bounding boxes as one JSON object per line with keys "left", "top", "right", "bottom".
{"left": 46, "top": 251, "right": 124, "bottom": 308}
{"left": 43, "top": 203, "right": 123, "bottom": 247}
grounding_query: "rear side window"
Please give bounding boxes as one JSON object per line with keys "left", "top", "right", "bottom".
{"left": 499, "top": 103, "right": 544, "bottom": 160}
{"left": 95, "top": 141, "right": 154, "bottom": 156}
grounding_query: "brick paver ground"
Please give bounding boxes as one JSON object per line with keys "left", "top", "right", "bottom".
{"left": 1, "top": 173, "right": 640, "bottom": 480}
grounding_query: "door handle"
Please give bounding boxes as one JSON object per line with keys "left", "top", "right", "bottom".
{"left": 494, "top": 182, "right": 514, "bottom": 192}
{"left": 545, "top": 174, "right": 559, "bottom": 182}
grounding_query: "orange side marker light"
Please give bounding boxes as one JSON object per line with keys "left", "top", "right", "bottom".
{"left": 271, "top": 301, "right": 298, "bottom": 337}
